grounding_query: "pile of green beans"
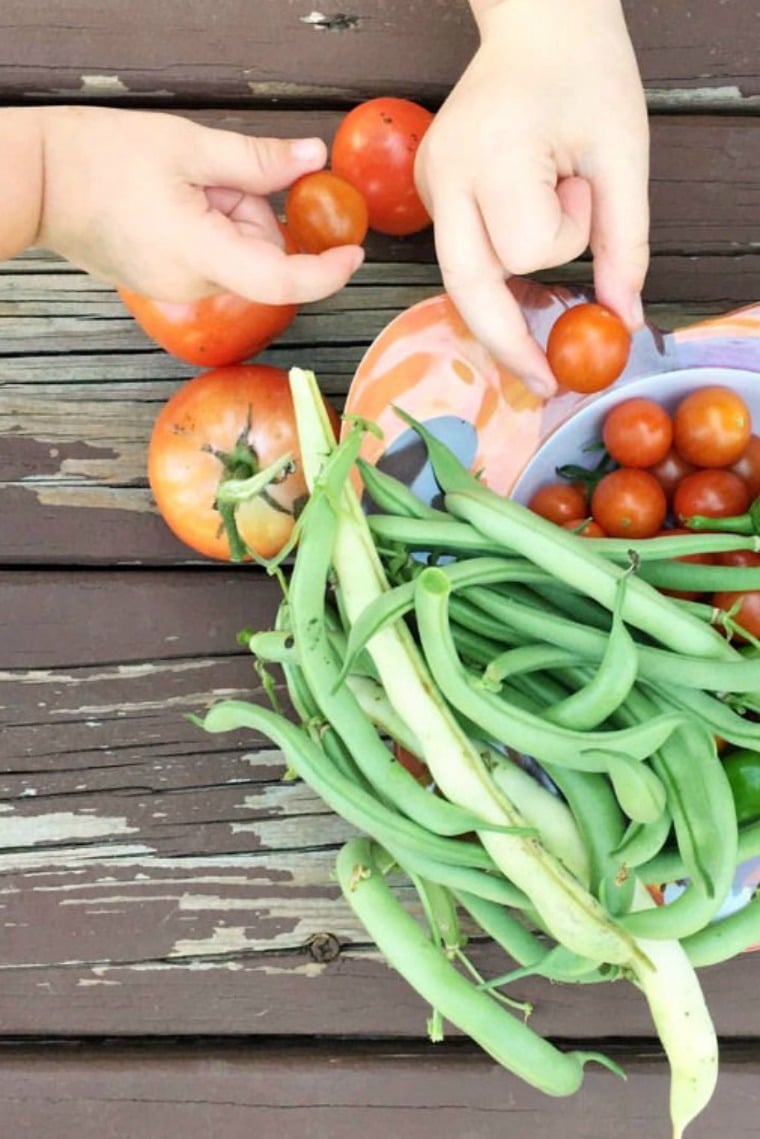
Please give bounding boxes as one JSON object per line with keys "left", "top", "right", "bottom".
{"left": 201, "top": 368, "right": 760, "bottom": 1139}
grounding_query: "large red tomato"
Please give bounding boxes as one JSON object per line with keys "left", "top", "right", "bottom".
{"left": 149, "top": 364, "right": 338, "bottom": 562}
{"left": 119, "top": 287, "right": 298, "bottom": 368}
{"left": 331, "top": 97, "right": 434, "bottom": 236}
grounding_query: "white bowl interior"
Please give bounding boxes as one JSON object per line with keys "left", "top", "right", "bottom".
{"left": 511, "top": 366, "right": 760, "bottom": 505}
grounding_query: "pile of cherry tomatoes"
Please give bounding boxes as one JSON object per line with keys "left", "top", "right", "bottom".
{"left": 528, "top": 382, "right": 760, "bottom": 638}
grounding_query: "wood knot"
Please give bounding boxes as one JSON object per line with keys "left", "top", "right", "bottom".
{"left": 301, "top": 12, "right": 359, "bottom": 32}
{"left": 306, "top": 931, "right": 342, "bottom": 963}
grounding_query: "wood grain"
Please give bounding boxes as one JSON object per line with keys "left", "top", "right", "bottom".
{"left": 0, "top": 0, "right": 757, "bottom": 106}
{"left": 0, "top": 1042, "right": 758, "bottom": 1139}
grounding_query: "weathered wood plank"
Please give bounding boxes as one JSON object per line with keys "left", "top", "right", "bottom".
{"left": 0, "top": 0, "right": 758, "bottom": 107}
{"left": 0, "top": 571, "right": 759, "bottom": 1037}
{"left": 0, "top": 1042, "right": 757, "bottom": 1139}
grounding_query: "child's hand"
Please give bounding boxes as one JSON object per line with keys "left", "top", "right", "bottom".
{"left": 414, "top": 0, "right": 649, "bottom": 397}
{"left": 36, "top": 106, "right": 364, "bottom": 304}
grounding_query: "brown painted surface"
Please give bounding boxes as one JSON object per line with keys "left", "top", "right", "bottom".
{"left": 0, "top": 1043, "right": 759, "bottom": 1139}
{"left": 0, "top": 0, "right": 758, "bottom": 105}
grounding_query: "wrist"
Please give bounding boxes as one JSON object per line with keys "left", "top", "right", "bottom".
{"left": 469, "top": 0, "right": 625, "bottom": 35}
{"left": 0, "top": 107, "right": 47, "bottom": 260}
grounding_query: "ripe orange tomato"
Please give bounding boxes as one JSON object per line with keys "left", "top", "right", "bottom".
{"left": 546, "top": 303, "right": 631, "bottom": 393}
{"left": 148, "top": 364, "right": 339, "bottom": 561}
{"left": 119, "top": 287, "right": 297, "bottom": 368}
{"left": 285, "top": 170, "right": 369, "bottom": 253}
{"left": 331, "top": 97, "right": 434, "bottom": 236}
{"left": 528, "top": 482, "right": 588, "bottom": 525}
{"left": 602, "top": 397, "right": 673, "bottom": 468}
{"left": 673, "top": 468, "right": 751, "bottom": 524}
{"left": 673, "top": 385, "right": 752, "bottom": 467}
{"left": 590, "top": 468, "right": 667, "bottom": 538}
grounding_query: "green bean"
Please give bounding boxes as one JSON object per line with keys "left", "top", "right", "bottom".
{"left": 287, "top": 453, "right": 518, "bottom": 839}
{"left": 201, "top": 699, "right": 505, "bottom": 875}
{"left": 459, "top": 581, "right": 760, "bottom": 694}
{"left": 414, "top": 569, "right": 685, "bottom": 771}
{"left": 621, "top": 719, "right": 738, "bottom": 940}
{"left": 614, "top": 811, "right": 673, "bottom": 871}
{"left": 484, "top": 643, "right": 582, "bottom": 686}
{"left": 683, "top": 895, "right": 760, "bottom": 968}
{"left": 356, "top": 457, "right": 447, "bottom": 520}
{"left": 338, "top": 556, "right": 561, "bottom": 685}
{"left": 643, "top": 819, "right": 760, "bottom": 886}
{"left": 369, "top": 512, "right": 504, "bottom": 556}
{"left": 625, "top": 884, "right": 718, "bottom": 1139}
{"left": 637, "top": 560, "right": 760, "bottom": 592}
{"left": 336, "top": 838, "right": 622, "bottom": 1093}
{"left": 488, "top": 754, "right": 591, "bottom": 885}
{"left": 448, "top": 486, "right": 738, "bottom": 661}
{"left": 544, "top": 573, "right": 638, "bottom": 731}
{"left": 394, "top": 409, "right": 739, "bottom": 661}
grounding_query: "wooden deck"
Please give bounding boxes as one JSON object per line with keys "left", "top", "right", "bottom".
{"left": 2, "top": 2, "right": 760, "bottom": 1135}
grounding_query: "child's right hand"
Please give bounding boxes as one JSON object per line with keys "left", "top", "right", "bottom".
{"left": 415, "top": 0, "right": 650, "bottom": 397}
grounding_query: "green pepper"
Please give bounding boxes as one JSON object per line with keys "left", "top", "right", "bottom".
{"left": 722, "top": 747, "right": 760, "bottom": 826}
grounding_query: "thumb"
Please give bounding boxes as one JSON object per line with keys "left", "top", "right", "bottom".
{"left": 589, "top": 155, "right": 650, "bottom": 331}
{"left": 191, "top": 127, "right": 328, "bottom": 195}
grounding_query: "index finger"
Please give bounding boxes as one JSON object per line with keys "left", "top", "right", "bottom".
{"left": 431, "top": 189, "right": 557, "bottom": 397}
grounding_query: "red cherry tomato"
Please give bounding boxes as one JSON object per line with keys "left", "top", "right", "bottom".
{"left": 717, "top": 549, "right": 760, "bottom": 569}
{"left": 285, "top": 170, "right": 369, "bottom": 253}
{"left": 331, "top": 97, "right": 434, "bottom": 236}
{"left": 712, "top": 589, "right": 760, "bottom": 642}
{"left": 562, "top": 517, "right": 607, "bottom": 538}
{"left": 119, "top": 287, "right": 297, "bottom": 368}
{"left": 673, "top": 468, "right": 751, "bottom": 524}
{"left": 730, "top": 434, "right": 760, "bottom": 499}
{"left": 148, "top": 364, "right": 339, "bottom": 562}
{"left": 602, "top": 397, "right": 673, "bottom": 468}
{"left": 590, "top": 468, "right": 667, "bottom": 538}
{"left": 528, "top": 482, "right": 588, "bottom": 525}
{"left": 546, "top": 303, "right": 631, "bottom": 394}
{"left": 672, "top": 385, "right": 752, "bottom": 467}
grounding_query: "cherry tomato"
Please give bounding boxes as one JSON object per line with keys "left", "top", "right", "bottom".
{"left": 528, "top": 482, "right": 588, "bottom": 525}
{"left": 730, "top": 434, "right": 760, "bottom": 499}
{"left": 722, "top": 748, "right": 760, "bottom": 825}
{"left": 562, "top": 517, "right": 607, "bottom": 538}
{"left": 673, "top": 468, "right": 751, "bottom": 524}
{"left": 717, "top": 549, "right": 760, "bottom": 569}
{"left": 655, "top": 527, "right": 716, "bottom": 601}
{"left": 646, "top": 447, "right": 697, "bottom": 503}
{"left": 590, "top": 468, "right": 667, "bottom": 538}
{"left": 545, "top": 303, "right": 631, "bottom": 394}
{"left": 148, "top": 364, "right": 339, "bottom": 561}
{"left": 712, "top": 589, "right": 760, "bottom": 642}
{"left": 119, "top": 287, "right": 297, "bottom": 368}
{"left": 331, "top": 97, "right": 434, "bottom": 236}
{"left": 285, "top": 170, "right": 369, "bottom": 254}
{"left": 672, "top": 385, "right": 752, "bottom": 467}
{"left": 602, "top": 397, "right": 673, "bottom": 468}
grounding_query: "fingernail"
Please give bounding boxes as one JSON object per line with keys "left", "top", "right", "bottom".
{"left": 348, "top": 247, "right": 365, "bottom": 273}
{"left": 291, "top": 137, "right": 326, "bottom": 164}
{"left": 524, "top": 375, "right": 555, "bottom": 400}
